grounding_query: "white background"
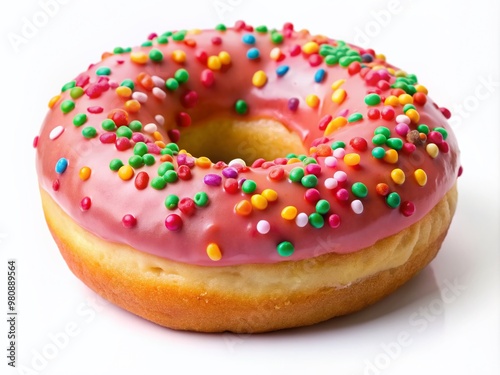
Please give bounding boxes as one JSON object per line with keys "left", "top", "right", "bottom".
{"left": 1, "top": 0, "right": 499, "bottom": 374}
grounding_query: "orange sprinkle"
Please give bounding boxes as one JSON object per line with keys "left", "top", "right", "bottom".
{"left": 316, "top": 144, "right": 333, "bottom": 157}
{"left": 184, "top": 39, "right": 197, "bottom": 48}
{"left": 124, "top": 99, "right": 141, "bottom": 113}
{"left": 235, "top": 200, "right": 252, "bottom": 216}
{"left": 116, "top": 86, "right": 132, "bottom": 98}
{"left": 152, "top": 131, "right": 163, "bottom": 142}
{"left": 195, "top": 156, "right": 212, "bottom": 168}
{"left": 137, "top": 72, "right": 154, "bottom": 91}
{"left": 48, "top": 95, "right": 61, "bottom": 109}
{"left": 79, "top": 167, "right": 91, "bottom": 181}
{"left": 118, "top": 165, "right": 134, "bottom": 180}
{"left": 101, "top": 51, "right": 113, "bottom": 60}
{"left": 384, "top": 149, "right": 399, "bottom": 164}
{"left": 171, "top": 49, "right": 186, "bottom": 63}
{"left": 160, "top": 154, "right": 173, "bottom": 162}
{"left": 376, "top": 183, "right": 390, "bottom": 196}
{"left": 155, "top": 141, "right": 166, "bottom": 148}
{"left": 130, "top": 51, "right": 148, "bottom": 64}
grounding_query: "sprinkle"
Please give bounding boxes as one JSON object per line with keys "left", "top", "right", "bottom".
{"left": 124, "top": 99, "right": 141, "bottom": 112}
{"left": 295, "top": 213, "right": 308, "bottom": 227}
{"left": 276, "top": 65, "right": 289, "bottom": 77}
{"left": 336, "top": 188, "right": 349, "bottom": 201}
{"left": 144, "top": 123, "right": 158, "bottom": 134}
{"left": 324, "top": 178, "right": 338, "bottom": 189}
{"left": 383, "top": 149, "right": 399, "bottom": 164}
{"left": 287, "top": 97, "right": 299, "bottom": 111}
{"left": 261, "top": 189, "right": 278, "bottom": 202}
{"left": 331, "top": 89, "right": 347, "bottom": 104}
{"left": 96, "top": 66, "right": 111, "bottom": 76}
{"left": 271, "top": 32, "right": 284, "bottom": 44}
{"left": 344, "top": 153, "right": 360, "bottom": 166}
{"left": 364, "top": 93, "right": 381, "bottom": 106}
{"left": 130, "top": 52, "right": 148, "bottom": 64}
{"left": 276, "top": 241, "right": 294, "bottom": 257}
{"left": 349, "top": 137, "right": 368, "bottom": 151}
{"left": 351, "top": 200, "right": 364, "bottom": 214}
{"left": 347, "top": 112, "right": 363, "bottom": 123}
{"left": 324, "top": 116, "right": 347, "bottom": 135}
{"left": 306, "top": 94, "right": 320, "bottom": 108}
{"left": 164, "top": 195, "right": 180, "bottom": 210}
{"left": 152, "top": 87, "right": 166, "bottom": 99}
{"left": 206, "top": 243, "right": 222, "bottom": 261}
{"left": 235, "top": 99, "right": 248, "bottom": 114}
{"left": 70, "top": 87, "right": 84, "bottom": 99}
{"left": 242, "top": 179, "right": 257, "bottom": 193}
{"left": 386, "top": 192, "right": 401, "bottom": 208}
{"left": 252, "top": 70, "right": 267, "bottom": 87}
{"left": 333, "top": 171, "right": 347, "bottom": 182}
{"left": 316, "top": 199, "right": 330, "bottom": 214}
{"left": 386, "top": 138, "right": 404, "bottom": 150}
{"left": 49, "top": 126, "right": 64, "bottom": 140}
{"left": 314, "top": 68, "right": 326, "bottom": 83}
{"left": 165, "top": 214, "right": 183, "bottom": 231}
{"left": 401, "top": 201, "right": 415, "bottom": 217}
{"left": 246, "top": 48, "right": 260, "bottom": 60}
{"left": 281, "top": 206, "right": 298, "bottom": 220}
{"left": 181, "top": 91, "right": 198, "bottom": 108}
{"left": 251, "top": 194, "right": 268, "bottom": 210}
{"left": 304, "top": 188, "right": 321, "bottom": 203}
{"left": 396, "top": 114, "right": 410, "bottom": 124}
{"left": 228, "top": 158, "right": 246, "bottom": 167}
{"left": 391, "top": 168, "right": 406, "bottom": 184}
{"left": 426, "top": 143, "right": 439, "bottom": 158}
{"left": 149, "top": 49, "right": 164, "bottom": 62}
{"left": 256, "top": 220, "right": 270, "bottom": 234}
{"left": 80, "top": 197, "right": 91, "bottom": 211}
{"left": 122, "top": 214, "right": 137, "bottom": 228}
{"left": 235, "top": 200, "right": 252, "bottom": 216}
{"left": 328, "top": 214, "right": 341, "bottom": 228}
{"left": 200, "top": 69, "right": 215, "bottom": 87}
{"left": 351, "top": 182, "right": 368, "bottom": 198}
{"left": 325, "top": 156, "right": 337, "bottom": 168}
{"left": 118, "top": 165, "right": 134, "bottom": 180}
{"left": 48, "top": 95, "right": 61, "bottom": 108}
{"left": 55, "top": 158, "right": 68, "bottom": 174}
{"left": 406, "top": 109, "right": 420, "bottom": 123}
{"left": 270, "top": 47, "right": 283, "bottom": 61}
{"left": 381, "top": 106, "right": 395, "bottom": 120}
{"left": 242, "top": 34, "right": 256, "bottom": 44}
{"left": 174, "top": 68, "right": 189, "bottom": 83}
{"left": 309, "top": 213, "right": 324, "bottom": 228}
{"left": 178, "top": 197, "right": 196, "bottom": 216}
{"left": 268, "top": 166, "right": 285, "bottom": 181}
{"left": 289, "top": 167, "right": 305, "bottom": 182}
{"left": 134, "top": 171, "right": 149, "bottom": 190}
{"left": 376, "top": 183, "right": 390, "bottom": 196}
{"left": 79, "top": 167, "right": 91, "bottom": 181}
{"left": 73, "top": 113, "right": 87, "bottom": 127}
{"left": 60, "top": 100, "right": 75, "bottom": 114}
{"left": 302, "top": 41, "right": 319, "bottom": 54}
{"left": 171, "top": 50, "right": 186, "bottom": 63}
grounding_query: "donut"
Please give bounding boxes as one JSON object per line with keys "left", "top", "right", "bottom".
{"left": 35, "top": 21, "right": 461, "bottom": 333}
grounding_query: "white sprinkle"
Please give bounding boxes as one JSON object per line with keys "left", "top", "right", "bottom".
{"left": 333, "top": 171, "right": 347, "bottom": 182}
{"left": 144, "top": 123, "right": 157, "bottom": 134}
{"left": 151, "top": 75, "right": 165, "bottom": 87}
{"left": 228, "top": 158, "right": 246, "bottom": 167}
{"left": 324, "top": 156, "right": 337, "bottom": 168}
{"left": 324, "top": 178, "right": 338, "bottom": 190}
{"left": 295, "top": 213, "right": 309, "bottom": 227}
{"left": 132, "top": 91, "right": 148, "bottom": 103}
{"left": 256, "top": 220, "right": 270, "bottom": 234}
{"left": 49, "top": 126, "right": 64, "bottom": 140}
{"left": 351, "top": 200, "right": 364, "bottom": 214}
{"left": 155, "top": 115, "right": 165, "bottom": 126}
{"left": 396, "top": 114, "right": 411, "bottom": 124}
{"left": 152, "top": 87, "right": 166, "bottom": 100}
{"left": 333, "top": 147, "right": 345, "bottom": 158}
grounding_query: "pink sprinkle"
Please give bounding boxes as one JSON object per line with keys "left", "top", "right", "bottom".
{"left": 396, "top": 114, "right": 411, "bottom": 124}
{"left": 75, "top": 73, "right": 90, "bottom": 87}
{"left": 333, "top": 171, "right": 347, "bottom": 182}
{"left": 440, "top": 107, "right": 451, "bottom": 119}
{"left": 132, "top": 133, "right": 145, "bottom": 143}
{"left": 87, "top": 106, "right": 103, "bottom": 114}
{"left": 333, "top": 148, "right": 345, "bottom": 159}
{"left": 200, "top": 69, "right": 215, "bottom": 88}
{"left": 147, "top": 143, "right": 161, "bottom": 154}
{"left": 336, "top": 188, "right": 349, "bottom": 201}
{"left": 33, "top": 136, "right": 39, "bottom": 148}
{"left": 261, "top": 161, "right": 275, "bottom": 169}
{"left": 306, "top": 164, "right": 322, "bottom": 176}
{"left": 165, "top": 214, "right": 183, "bottom": 231}
{"left": 152, "top": 87, "right": 167, "bottom": 100}
{"left": 251, "top": 158, "right": 265, "bottom": 168}
{"left": 122, "top": 214, "right": 137, "bottom": 228}
{"left": 115, "top": 137, "right": 131, "bottom": 151}
{"left": 428, "top": 131, "right": 443, "bottom": 145}
{"left": 80, "top": 196, "right": 91, "bottom": 211}
{"left": 181, "top": 90, "right": 199, "bottom": 108}
{"left": 49, "top": 125, "right": 64, "bottom": 140}
{"left": 289, "top": 44, "right": 301, "bottom": 56}
{"left": 308, "top": 53, "right": 322, "bottom": 67}
{"left": 324, "top": 178, "right": 338, "bottom": 190}
{"left": 304, "top": 188, "right": 321, "bottom": 204}
{"left": 328, "top": 214, "right": 341, "bottom": 228}
{"left": 351, "top": 200, "right": 363, "bottom": 214}
{"left": 147, "top": 32, "right": 157, "bottom": 40}
{"left": 325, "top": 156, "right": 337, "bottom": 168}
{"left": 211, "top": 36, "right": 222, "bottom": 45}
{"left": 395, "top": 123, "right": 410, "bottom": 137}
{"left": 99, "top": 132, "right": 116, "bottom": 144}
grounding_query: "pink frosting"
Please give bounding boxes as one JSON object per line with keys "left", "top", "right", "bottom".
{"left": 35, "top": 22, "right": 460, "bottom": 266}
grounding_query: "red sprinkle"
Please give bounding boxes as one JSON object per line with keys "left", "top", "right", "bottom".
{"left": 211, "top": 36, "right": 222, "bottom": 45}
{"left": 99, "top": 132, "right": 116, "bottom": 144}
{"left": 439, "top": 107, "right": 451, "bottom": 119}
{"left": 165, "top": 214, "right": 183, "bottom": 231}
{"left": 402, "top": 143, "right": 416, "bottom": 154}
{"left": 376, "top": 183, "right": 390, "bottom": 196}
{"left": 367, "top": 108, "right": 380, "bottom": 120}
{"left": 80, "top": 196, "right": 91, "bottom": 211}
{"left": 318, "top": 115, "right": 332, "bottom": 131}
{"left": 115, "top": 137, "right": 131, "bottom": 151}
{"left": 167, "top": 129, "right": 180, "bottom": 143}
{"left": 224, "top": 178, "right": 239, "bottom": 194}
{"left": 195, "top": 50, "right": 208, "bottom": 64}
{"left": 308, "top": 53, "right": 322, "bottom": 67}
{"left": 289, "top": 44, "right": 301, "bottom": 56}
{"left": 438, "top": 141, "right": 450, "bottom": 153}
{"left": 381, "top": 106, "right": 395, "bottom": 121}
{"left": 87, "top": 106, "right": 104, "bottom": 114}
{"left": 268, "top": 166, "right": 285, "bottom": 181}
{"left": 348, "top": 61, "right": 361, "bottom": 75}
{"left": 200, "top": 69, "right": 215, "bottom": 88}
{"left": 304, "top": 188, "right": 321, "bottom": 204}
{"left": 413, "top": 92, "right": 427, "bottom": 106}
{"left": 134, "top": 172, "right": 149, "bottom": 190}
{"left": 181, "top": 90, "right": 199, "bottom": 108}
{"left": 176, "top": 112, "right": 192, "bottom": 127}
{"left": 108, "top": 109, "right": 129, "bottom": 126}
{"left": 179, "top": 197, "right": 196, "bottom": 216}
{"left": 400, "top": 201, "right": 415, "bottom": 217}
{"left": 251, "top": 158, "right": 266, "bottom": 168}
{"left": 122, "top": 214, "right": 137, "bottom": 228}
{"left": 33, "top": 136, "right": 39, "bottom": 148}
{"left": 52, "top": 179, "right": 60, "bottom": 191}
{"left": 328, "top": 214, "right": 341, "bottom": 228}
{"left": 349, "top": 137, "right": 368, "bottom": 151}
{"left": 177, "top": 165, "right": 192, "bottom": 181}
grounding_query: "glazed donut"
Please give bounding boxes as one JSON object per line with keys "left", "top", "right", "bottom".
{"left": 35, "top": 21, "right": 461, "bottom": 333}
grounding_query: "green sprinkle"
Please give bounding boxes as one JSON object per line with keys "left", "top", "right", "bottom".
{"left": 351, "top": 182, "right": 368, "bottom": 198}
{"left": 301, "top": 174, "right": 318, "bottom": 188}
{"left": 70, "top": 87, "right": 84, "bottom": 99}
{"left": 113, "top": 47, "right": 124, "bottom": 54}
{"left": 96, "top": 67, "right": 111, "bottom": 76}
{"left": 286, "top": 153, "right": 298, "bottom": 159}
{"left": 101, "top": 119, "right": 116, "bottom": 131}
{"left": 374, "top": 126, "right": 391, "bottom": 138}
{"left": 325, "top": 55, "right": 339, "bottom": 66}
{"left": 116, "top": 126, "right": 133, "bottom": 139}
{"left": 276, "top": 241, "right": 294, "bottom": 257}
{"left": 174, "top": 68, "right": 189, "bottom": 83}
{"left": 372, "top": 134, "right": 387, "bottom": 145}
{"left": 73, "top": 113, "right": 87, "bottom": 127}
{"left": 109, "top": 159, "right": 124, "bottom": 171}
{"left": 347, "top": 113, "right": 363, "bottom": 123}
{"left": 372, "top": 147, "right": 386, "bottom": 159}
{"left": 60, "top": 100, "right": 75, "bottom": 114}
{"left": 141, "top": 41, "right": 153, "bottom": 47}
{"left": 82, "top": 127, "right": 97, "bottom": 138}
{"left": 163, "top": 170, "right": 178, "bottom": 183}
{"left": 235, "top": 99, "right": 248, "bottom": 115}
{"left": 215, "top": 24, "right": 227, "bottom": 31}
{"left": 403, "top": 104, "right": 416, "bottom": 113}
{"left": 289, "top": 167, "right": 305, "bottom": 182}
{"left": 271, "top": 32, "right": 284, "bottom": 44}
{"left": 297, "top": 154, "right": 307, "bottom": 161}
{"left": 166, "top": 143, "right": 179, "bottom": 153}
{"left": 364, "top": 93, "right": 381, "bottom": 106}
{"left": 417, "top": 124, "right": 430, "bottom": 134}
{"left": 386, "top": 192, "right": 401, "bottom": 208}
{"left": 161, "top": 148, "right": 173, "bottom": 156}
{"left": 120, "top": 79, "right": 135, "bottom": 90}
{"left": 302, "top": 157, "right": 317, "bottom": 165}
{"left": 61, "top": 81, "right": 76, "bottom": 92}
{"left": 331, "top": 141, "right": 346, "bottom": 150}
{"left": 309, "top": 213, "right": 324, "bottom": 228}
{"left": 142, "top": 154, "right": 155, "bottom": 166}
{"left": 134, "top": 142, "right": 148, "bottom": 156}
{"left": 129, "top": 120, "right": 142, "bottom": 132}
{"left": 316, "top": 199, "right": 330, "bottom": 215}
{"left": 151, "top": 176, "right": 167, "bottom": 190}
{"left": 157, "top": 35, "right": 169, "bottom": 44}
{"left": 386, "top": 138, "right": 404, "bottom": 150}
{"left": 165, "top": 195, "right": 179, "bottom": 210}
{"left": 128, "top": 155, "right": 144, "bottom": 168}
{"left": 255, "top": 25, "right": 268, "bottom": 33}
{"left": 434, "top": 127, "right": 448, "bottom": 140}
{"left": 158, "top": 162, "right": 174, "bottom": 176}
{"left": 172, "top": 30, "right": 187, "bottom": 41}
{"left": 149, "top": 48, "right": 164, "bottom": 62}
{"left": 165, "top": 78, "right": 179, "bottom": 91}
{"left": 242, "top": 180, "right": 257, "bottom": 194}
{"left": 194, "top": 192, "right": 209, "bottom": 207}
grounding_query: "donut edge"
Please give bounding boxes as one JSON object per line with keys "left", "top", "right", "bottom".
{"left": 39, "top": 184, "right": 457, "bottom": 333}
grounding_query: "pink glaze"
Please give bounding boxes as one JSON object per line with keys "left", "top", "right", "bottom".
{"left": 35, "top": 22, "right": 460, "bottom": 266}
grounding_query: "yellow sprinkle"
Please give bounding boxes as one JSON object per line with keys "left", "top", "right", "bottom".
{"left": 152, "top": 131, "right": 163, "bottom": 142}
{"left": 79, "top": 167, "right": 91, "bottom": 181}
{"left": 426, "top": 143, "right": 439, "bottom": 158}
{"left": 130, "top": 51, "right": 148, "bottom": 64}
{"left": 171, "top": 50, "right": 186, "bottom": 63}
{"left": 384, "top": 95, "right": 400, "bottom": 107}
{"left": 262, "top": 189, "right": 278, "bottom": 202}
{"left": 395, "top": 70, "right": 407, "bottom": 77}
{"left": 270, "top": 47, "right": 282, "bottom": 61}
{"left": 384, "top": 149, "right": 399, "bottom": 164}
{"left": 375, "top": 53, "right": 386, "bottom": 61}
{"left": 218, "top": 51, "right": 231, "bottom": 65}
{"left": 324, "top": 116, "right": 347, "bottom": 136}
{"left": 116, "top": 86, "right": 132, "bottom": 98}
{"left": 195, "top": 156, "right": 212, "bottom": 168}
{"left": 406, "top": 109, "right": 420, "bottom": 123}
{"left": 331, "top": 79, "right": 345, "bottom": 91}
{"left": 188, "top": 28, "right": 202, "bottom": 35}
{"left": 331, "top": 88, "right": 347, "bottom": 104}
{"left": 391, "top": 168, "right": 406, "bottom": 185}
{"left": 281, "top": 206, "right": 298, "bottom": 220}
{"left": 344, "top": 153, "right": 360, "bottom": 166}
{"left": 206, "top": 243, "right": 222, "bottom": 261}
{"left": 48, "top": 95, "right": 61, "bottom": 109}
{"left": 387, "top": 67, "right": 395, "bottom": 75}
{"left": 302, "top": 41, "right": 319, "bottom": 54}
{"left": 398, "top": 94, "right": 413, "bottom": 105}
{"left": 414, "top": 169, "right": 427, "bottom": 186}
{"left": 309, "top": 146, "right": 317, "bottom": 154}
{"left": 415, "top": 84, "right": 428, "bottom": 94}
{"left": 252, "top": 70, "right": 268, "bottom": 88}
{"left": 124, "top": 99, "right": 141, "bottom": 113}
{"left": 207, "top": 55, "right": 222, "bottom": 70}
{"left": 287, "top": 158, "right": 301, "bottom": 164}
{"left": 235, "top": 200, "right": 253, "bottom": 216}
{"left": 251, "top": 194, "right": 268, "bottom": 210}
{"left": 305, "top": 94, "right": 320, "bottom": 108}
{"left": 118, "top": 165, "right": 134, "bottom": 180}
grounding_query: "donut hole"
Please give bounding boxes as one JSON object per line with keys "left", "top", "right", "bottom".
{"left": 176, "top": 118, "right": 307, "bottom": 165}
